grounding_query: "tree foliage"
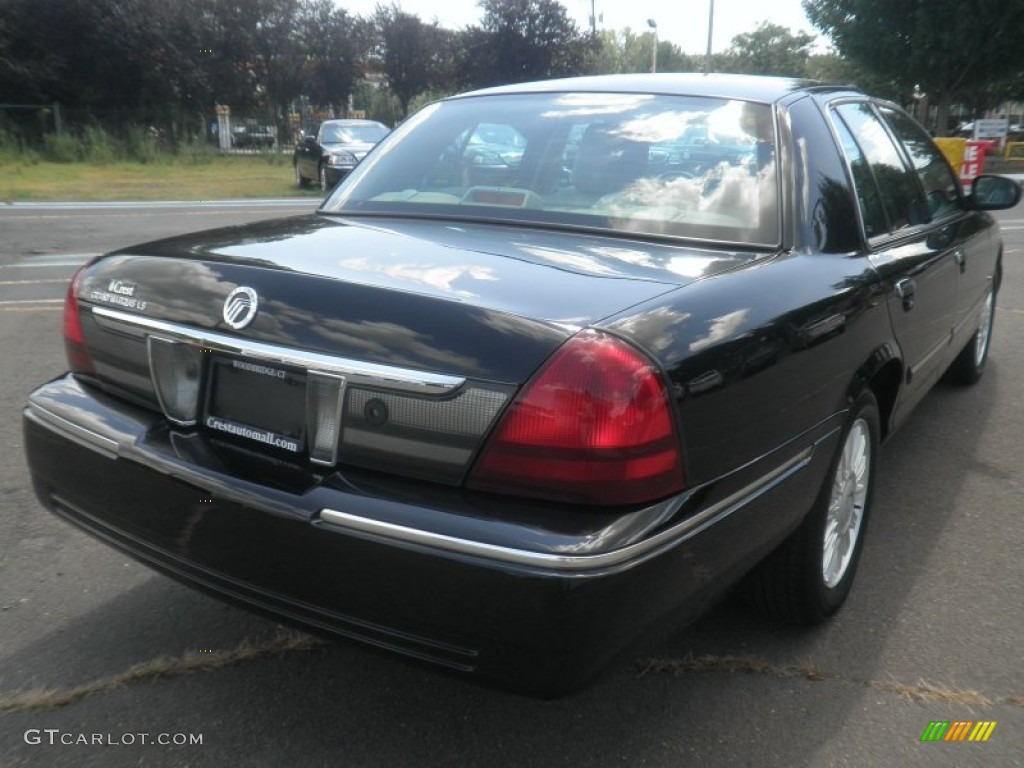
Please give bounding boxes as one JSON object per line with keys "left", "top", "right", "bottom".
{"left": 804, "top": 0, "right": 1024, "bottom": 130}
{"left": 373, "top": 5, "right": 449, "bottom": 116}
{"left": 593, "top": 29, "right": 694, "bottom": 74}
{"left": 468, "top": 0, "right": 597, "bottom": 86}
{"left": 717, "top": 22, "right": 816, "bottom": 77}
{"left": 0, "top": 0, "right": 370, "bottom": 139}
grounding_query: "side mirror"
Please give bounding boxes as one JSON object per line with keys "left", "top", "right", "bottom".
{"left": 304, "top": 135, "right": 317, "bottom": 147}
{"left": 968, "top": 175, "right": 1022, "bottom": 211}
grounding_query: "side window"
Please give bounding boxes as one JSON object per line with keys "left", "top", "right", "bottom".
{"left": 879, "top": 105, "right": 962, "bottom": 220}
{"left": 831, "top": 115, "right": 888, "bottom": 238}
{"left": 834, "top": 102, "right": 925, "bottom": 234}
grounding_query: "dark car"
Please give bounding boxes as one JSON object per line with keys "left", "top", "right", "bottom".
{"left": 444, "top": 122, "right": 528, "bottom": 187}
{"left": 293, "top": 118, "right": 390, "bottom": 191}
{"left": 24, "top": 74, "right": 1020, "bottom": 695}
{"left": 231, "top": 120, "right": 276, "bottom": 149}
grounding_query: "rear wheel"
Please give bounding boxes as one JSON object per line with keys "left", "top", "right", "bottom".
{"left": 946, "top": 285, "right": 995, "bottom": 385}
{"left": 747, "top": 391, "right": 879, "bottom": 625}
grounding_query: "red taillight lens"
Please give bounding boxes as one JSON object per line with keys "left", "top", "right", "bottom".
{"left": 467, "top": 330, "right": 684, "bottom": 506}
{"left": 64, "top": 266, "right": 95, "bottom": 376}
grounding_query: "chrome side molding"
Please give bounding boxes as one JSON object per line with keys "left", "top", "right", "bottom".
{"left": 318, "top": 447, "right": 816, "bottom": 573}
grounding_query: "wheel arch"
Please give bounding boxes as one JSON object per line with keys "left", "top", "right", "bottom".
{"left": 994, "top": 245, "right": 1003, "bottom": 294}
{"left": 846, "top": 343, "right": 903, "bottom": 442}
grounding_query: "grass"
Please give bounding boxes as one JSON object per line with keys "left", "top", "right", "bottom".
{"left": 0, "top": 629, "right": 324, "bottom": 713}
{"left": 0, "top": 155, "right": 324, "bottom": 202}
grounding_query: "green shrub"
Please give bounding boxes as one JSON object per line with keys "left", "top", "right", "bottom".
{"left": 123, "top": 126, "right": 163, "bottom": 164}
{"left": 82, "top": 125, "right": 116, "bottom": 164}
{"left": 176, "top": 135, "right": 215, "bottom": 165}
{"left": 42, "top": 132, "right": 81, "bottom": 163}
{"left": 0, "top": 128, "right": 24, "bottom": 163}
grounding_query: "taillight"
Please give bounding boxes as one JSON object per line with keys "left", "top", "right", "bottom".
{"left": 63, "top": 266, "right": 95, "bottom": 376}
{"left": 467, "top": 330, "right": 684, "bottom": 506}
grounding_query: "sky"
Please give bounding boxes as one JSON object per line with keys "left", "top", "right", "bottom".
{"left": 336, "top": 0, "right": 820, "bottom": 55}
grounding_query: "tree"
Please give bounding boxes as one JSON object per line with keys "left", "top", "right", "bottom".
{"left": 593, "top": 28, "right": 694, "bottom": 74}
{"left": 804, "top": 53, "right": 906, "bottom": 103}
{"left": 804, "top": 0, "right": 1024, "bottom": 134}
{"left": 301, "top": 0, "right": 364, "bottom": 115}
{"left": 373, "top": 5, "right": 443, "bottom": 117}
{"left": 717, "top": 22, "right": 816, "bottom": 77}
{"left": 471, "top": 0, "right": 596, "bottom": 87}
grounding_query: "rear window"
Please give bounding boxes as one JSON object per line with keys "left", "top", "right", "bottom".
{"left": 321, "top": 122, "right": 389, "bottom": 144}
{"left": 325, "top": 92, "right": 780, "bottom": 246}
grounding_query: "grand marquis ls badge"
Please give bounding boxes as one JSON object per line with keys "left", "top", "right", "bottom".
{"left": 223, "top": 286, "right": 259, "bottom": 329}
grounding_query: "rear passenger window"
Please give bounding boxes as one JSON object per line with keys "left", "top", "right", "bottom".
{"left": 832, "top": 117, "right": 888, "bottom": 238}
{"left": 833, "top": 103, "right": 925, "bottom": 235}
{"left": 879, "top": 106, "right": 962, "bottom": 220}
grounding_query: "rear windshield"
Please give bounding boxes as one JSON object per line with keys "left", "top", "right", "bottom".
{"left": 324, "top": 92, "right": 779, "bottom": 246}
{"left": 322, "top": 122, "right": 389, "bottom": 144}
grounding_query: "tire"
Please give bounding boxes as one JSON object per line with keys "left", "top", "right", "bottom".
{"left": 945, "top": 285, "right": 995, "bottom": 385}
{"left": 294, "top": 161, "right": 309, "bottom": 188}
{"left": 318, "top": 163, "right": 328, "bottom": 193}
{"left": 746, "top": 390, "right": 880, "bottom": 625}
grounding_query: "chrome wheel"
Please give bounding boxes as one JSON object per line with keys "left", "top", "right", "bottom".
{"left": 946, "top": 283, "right": 997, "bottom": 385}
{"left": 822, "top": 418, "right": 870, "bottom": 588}
{"left": 745, "top": 391, "right": 878, "bottom": 624}
{"left": 974, "top": 290, "right": 994, "bottom": 368}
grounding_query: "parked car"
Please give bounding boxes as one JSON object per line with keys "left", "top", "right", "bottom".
{"left": 25, "top": 74, "right": 1020, "bottom": 695}
{"left": 230, "top": 120, "right": 276, "bottom": 149}
{"left": 293, "top": 118, "right": 390, "bottom": 191}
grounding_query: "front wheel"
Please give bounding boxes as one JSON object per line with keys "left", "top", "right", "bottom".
{"left": 318, "top": 163, "right": 328, "bottom": 193}
{"left": 746, "top": 390, "right": 880, "bottom": 625}
{"left": 945, "top": 286, "right": 995, "bottom": 385}
{"left": 294, "top": 161, "right": 308, "bottom": 188}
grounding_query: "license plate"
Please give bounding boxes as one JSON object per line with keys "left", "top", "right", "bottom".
{"left": 204, "top": 358, "right": 306, "bottom": 453}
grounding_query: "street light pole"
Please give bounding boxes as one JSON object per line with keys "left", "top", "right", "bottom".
{"left": 647, "top": 18, "right": 658, "bottom": 73}
{"left": 704, "top": 0, "right": 714, "bottom": 74}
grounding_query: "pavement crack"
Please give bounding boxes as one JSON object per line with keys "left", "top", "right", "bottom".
{"left": 636, "top": 654, "right": 1023, "bottom": 709}
{"left": 637, "top": 654, "right": 826, "bottom": 681}
{"left": 0, "top": 628, "right": 325, "bottom": 714}
{"left": 868, "top": 678, "right": 993, "bottom": 707}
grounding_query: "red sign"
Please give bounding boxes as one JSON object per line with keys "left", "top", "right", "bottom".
{"left": 960, "top": 141, "right": 986, "bottom": 191}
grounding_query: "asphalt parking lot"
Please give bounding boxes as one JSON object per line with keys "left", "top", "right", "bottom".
{"left": 1, "top": 200, "right": 1022, "bottom": 767}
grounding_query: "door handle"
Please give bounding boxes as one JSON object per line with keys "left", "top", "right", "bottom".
{"left": 895, "top": 278, "right": 916, "bottom": 311}
{"left": 954, "top": 249, "right": 966, "bottom": 274}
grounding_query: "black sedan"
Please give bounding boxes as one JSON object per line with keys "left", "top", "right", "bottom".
{"left": 24, "top": 74, "right": 1020, "bottom": 695}
{"left": 293, "top": 118, "right": 390, "bottom": 191}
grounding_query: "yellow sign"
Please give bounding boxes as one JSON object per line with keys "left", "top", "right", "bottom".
{"left": 933, "top": 137, "right": 966, "bottom": 174}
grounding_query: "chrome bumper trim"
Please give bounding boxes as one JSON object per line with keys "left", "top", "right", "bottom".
{"left": 25, "top": 401, "right": 119, "bottom": 459}
{"left": 91, "top": 306, "right": 466, "bottom": 396}
{"left": 318, "top": 446, "right": 815, "bottom": 573}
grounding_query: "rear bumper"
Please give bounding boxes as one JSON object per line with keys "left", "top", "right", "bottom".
{"left": 23, "top": 374, "right": 836, "bottom": 694}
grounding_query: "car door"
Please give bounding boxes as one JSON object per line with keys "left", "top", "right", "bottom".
{"left": 877, "top": 105, "right": 997, "bottom": 348}
{"left": 829, "top": 101, "right": 961, "bottom": 422}
{"left": 298, "top": 125, "right": 320, "bottom": 178}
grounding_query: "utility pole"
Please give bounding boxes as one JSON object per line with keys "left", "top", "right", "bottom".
{"left": 648, "top": 19, "right": 658, "bottom": 74}
{"left": 704, "top": 0, "right": 715, "bottom": 74}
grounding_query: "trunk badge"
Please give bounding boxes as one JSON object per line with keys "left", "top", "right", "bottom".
{"left": 223, "top": 287, "right": 259, "bottom": 329}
